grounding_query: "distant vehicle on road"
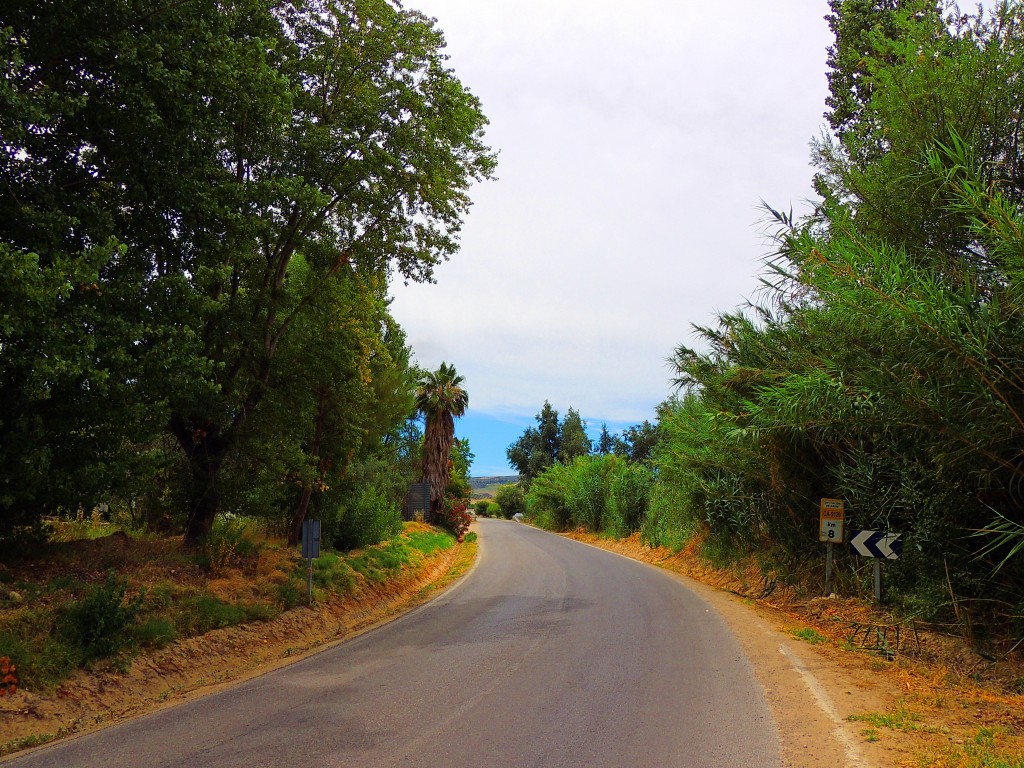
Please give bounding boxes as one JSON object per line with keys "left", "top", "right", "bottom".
{"left": 513, "top": 513, "right": 524, "bottom": 522}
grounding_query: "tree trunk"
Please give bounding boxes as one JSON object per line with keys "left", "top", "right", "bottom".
{"left": 171, "top": 415, "right": 229, "bottom": 544}
{"left": 289, "top": 387, "right": 329, "bottom": 546}
{"left": 422, "top": 413, "right": 454, "bottom": 525}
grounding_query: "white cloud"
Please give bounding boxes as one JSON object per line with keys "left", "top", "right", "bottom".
{"left": 391, "top": 0, "right": 834, "bottom": 424}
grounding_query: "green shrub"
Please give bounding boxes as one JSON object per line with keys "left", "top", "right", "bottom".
{"left": 311, "top": 552, "right": 357, "bottom": 594}
{"left": 243, "top": 602, "right": 279, "bottom": 622}
{"left": 606, "top": 463, "right": 653, "bottom": 538}
{"left": 197, "top": 517, "right": 263, "bottom": 575}
{"left": 525, "top": 464, "right": 574, "bottom": 530}
{"left": 493, "top": 484, "right": 525, "bottom": 519}
{"left": 0, "top": 631, "right": 79, "bottom": 692}
{"left": 58, "top": 572, "right": 143, "bottom": 661}
{"left": 485, "top": 502, "right": 501, "bottom": 517}
{"left": 277, "top": 579, "right": 305, "bottom": 610}
{"left": 333, "top": 486, "right": 402, "bottom": 551}
{"left": 474, "top": 499, "right": 490, "bottom": 516}
{"left": 176, "top": 595, "right": 248, "bottom": 634}
{"left": 131, "top": 617, "right": 177, "bottom": 649}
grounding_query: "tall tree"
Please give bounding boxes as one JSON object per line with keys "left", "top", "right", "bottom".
{"left": 506, "top": 401, "right": 561, "bottom": 484}
{"left": 416, "top": 363, "right": 469, "bottom": 520}
{"left": 613, "top": 420, "right": 659, "bottom": 465}
{"left": 0, "top": 0, "right": 495, "bottom": 542}
{"left": 559, "top": 408, "right": 592, "bottom": 463}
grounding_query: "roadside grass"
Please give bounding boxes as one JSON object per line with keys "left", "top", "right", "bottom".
{"left": 788, "top": 627, "right": 828, "bottom": 645}
{"left": 849, "top": 705, "right": 932, "bottom": 733}
{"left": 0, "top": 519, "right": 457, "bottom": 693}
{"left": 918, "top": 728, "right": 1024, "bottom": 768}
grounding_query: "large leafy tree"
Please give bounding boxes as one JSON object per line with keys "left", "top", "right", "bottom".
{"left": 655, "top": 0, "right": 1024, "bottom": 618}
{"left": 0, "top": 0, "right": 495, "bottom": 542}
{"left": 506, "top": 401, "right": 561, "bottom": 484}
{"left": 416, "top": 362, "right": 469, "bottom": 519}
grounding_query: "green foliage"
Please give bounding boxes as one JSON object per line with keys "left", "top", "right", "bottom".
{"left": 58, "top": 573, "right": 143, "bottom": 662}
{"left": 404, "top": 529, "right": 456, "bottom": 557}
{"left": 0, "top": 631, "right": 78, "bottom": 693}
{"left": 175, "top": 596, "right": 249, "bottom": 635}
{"left": 525, "top": 455, "right": 651, "bottom": 538}
{"left": 559, "top": 408, "right": 592, "bottom": 464}
{"left": 649, "top": 2, "right": 1024, "bottom": 624}
{"left": 417, "top": 363, "right": 470, "bottom": 519}
{"left": 485, "top": 502, "right": 501, "bottom": 517}
{"left": 789, "top": 627, "right": 828, "bottom": 646}
{"left": 197, "top": 517, "right": 263, "bottom": 575}
{"left": 493, "top": 484, "right": 526, "bottom": 519}
{"left": 131, "top": 617, "right": 177, "bottom": 650}
{"left": 310, "top": 553, "right": 357, "bottom": 595}
{"left": 331, "top": 485, "right": 403, "bottom": 552}
{"left": 612, "top": 420, "right": 660, "bottom": 466}
{"left": 474, "top": 499, "right": 490, "bottom": 516}
{"left": 506, "top": 401, "right": 561, "bottom": 485}
{"left": 0, "top": 0, "right": 494, "bottom": 545}
{"left": 447, "top": 438, "right": 475, "bottom": 501}
{"left": 606, "top": 463, "right": 653, "bottom": 537}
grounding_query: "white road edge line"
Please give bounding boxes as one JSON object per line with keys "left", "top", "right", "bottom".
{"left": 777, "top": 644, "right": 870, "bottom": 768}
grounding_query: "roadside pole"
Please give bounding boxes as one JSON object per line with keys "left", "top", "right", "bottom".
{"left": 825, "top": 542, "right": 834, "bottom": 596}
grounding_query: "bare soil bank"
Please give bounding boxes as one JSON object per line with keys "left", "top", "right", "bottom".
{"left": 0, "top": 537, "right": 470, "bottom": 757}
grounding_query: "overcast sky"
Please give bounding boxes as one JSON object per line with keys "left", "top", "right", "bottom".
{"left": 388, "top": 1, "right": 835, "bottom": 474}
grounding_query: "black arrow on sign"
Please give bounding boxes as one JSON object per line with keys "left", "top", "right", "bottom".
{"left": 849, "top": 529, "right": 903, "bottom": 560}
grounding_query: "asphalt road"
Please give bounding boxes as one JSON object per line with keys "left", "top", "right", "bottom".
{"left": 9, "top": 519, "right": 780, "bottom": 767}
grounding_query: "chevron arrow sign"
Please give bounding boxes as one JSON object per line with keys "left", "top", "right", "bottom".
{"left": 849, "top": 529, "right": 903, "bottom": 560}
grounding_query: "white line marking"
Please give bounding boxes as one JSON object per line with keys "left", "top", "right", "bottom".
{"left": 778, "top": 644, "right": 870, "bottom": 768}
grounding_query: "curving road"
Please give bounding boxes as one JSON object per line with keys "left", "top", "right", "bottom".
{"left": 8, "top": 519, "right": 780, "bottom": 767}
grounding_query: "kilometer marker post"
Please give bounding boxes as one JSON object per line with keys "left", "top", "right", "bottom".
{"left": 819, "top": 499, "right": 845, "bottom": 595}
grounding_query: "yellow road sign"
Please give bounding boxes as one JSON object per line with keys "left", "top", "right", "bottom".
{"left": 819, "top": 498, "right": 845, "bottom": 543}
{"left": 820, "top": 498, "right": 844, "bottom": 521}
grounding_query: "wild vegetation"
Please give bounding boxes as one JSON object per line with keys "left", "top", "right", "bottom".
{"left": 520, "top": 0, "right": 1024, "bottom": 648}
{"left": 0, "top": 0, "right": 494, "bottom": 551}
{"left": 0, "top": 517, "right": 458, "bottom": 694}
{"left": 0, "top": 0, "right": 486, "bottom": 705}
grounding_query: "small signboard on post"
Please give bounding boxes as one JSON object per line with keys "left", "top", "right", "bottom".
{"left": 403, "top": 483, "right": 431, "bottom": 523}
{"left": 301, "top": 519, "right": 321, "bottom": 606}
{"left": 819, "top": 498, "right": 845, "bottom": 543}
{"left": 849, "top": 529, "right": 903, "bottom": 604}
{"left": 820, "top": 499, "right": 844, "bottom": 596}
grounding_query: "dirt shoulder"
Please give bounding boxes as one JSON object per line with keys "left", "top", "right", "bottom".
{"left": 0, "top": 535, "right": 475, "bottom": 758}
{"left": 562, "top": 530, "right": 1024, "bottom": 768}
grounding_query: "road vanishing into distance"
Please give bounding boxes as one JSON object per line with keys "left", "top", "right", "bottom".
{"left": 9, "top": 519, "right": 780, "bottom": 768}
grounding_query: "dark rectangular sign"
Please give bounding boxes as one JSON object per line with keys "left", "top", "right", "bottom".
{"left": 301, "top": 519, "right": 321, "bottom": 559}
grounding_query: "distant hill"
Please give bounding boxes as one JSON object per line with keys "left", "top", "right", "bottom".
{"left": 469, "top": 475, "right": 518, "bottom": 498}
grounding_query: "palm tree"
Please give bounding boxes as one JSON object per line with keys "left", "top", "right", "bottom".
{"left": 415, "top": 362, "right": 469, "bottom": 522}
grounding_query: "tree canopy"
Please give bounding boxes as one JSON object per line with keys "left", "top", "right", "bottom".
{"left": 650, "top": 0, "right": 1024, "bottom": 624}
{"left": 0, "top": 0, "right": 494, "bottom": 548}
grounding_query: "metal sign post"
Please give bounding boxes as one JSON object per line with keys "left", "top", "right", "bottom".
{"left": 849, "top": 529, "right": 903, "bottom": 604}
{"left": 819, "top": 499, "right": 845, "bottom": 595}
{"left": 301, "top": 519, "right": 321, "bottom": 606}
